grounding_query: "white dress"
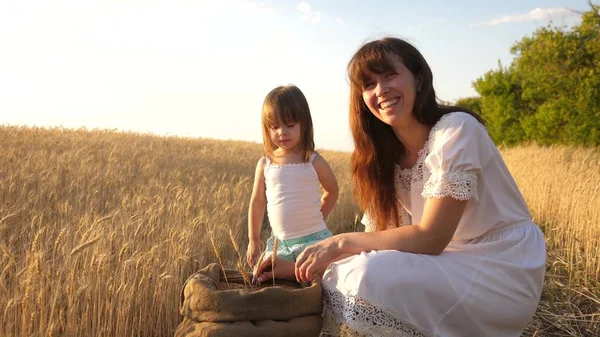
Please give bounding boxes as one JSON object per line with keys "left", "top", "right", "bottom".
{"left": 320, "top": 112, "right": 546, "bottom": 337}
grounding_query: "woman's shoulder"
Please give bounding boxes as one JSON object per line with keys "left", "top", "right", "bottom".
{"left": 423, "top": 111, "right": 495, "bottom": 169}
{"left": 428, "top": 112, "right": 486, "bottom": 144}
{"left": 433, "top": 112, "right": 484, "bottom": 132}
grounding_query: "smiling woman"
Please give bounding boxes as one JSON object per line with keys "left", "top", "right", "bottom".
{"left": 289, "top": 37, "right": 546, "bottom": 337}
{"left": 360, "top": 55, "right": 419, "bottom": 130}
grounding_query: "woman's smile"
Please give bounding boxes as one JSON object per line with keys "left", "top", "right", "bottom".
{"left": 379, "top": 97, "right": 401, "bottom": 113}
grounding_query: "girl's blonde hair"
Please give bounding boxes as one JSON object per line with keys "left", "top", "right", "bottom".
{"left": 261, "top": 85, "right": 315, "bottom": 162}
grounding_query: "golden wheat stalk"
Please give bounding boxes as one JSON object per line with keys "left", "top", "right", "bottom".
{"left": 228, "top": 229, "right": 251, "bottom": 288}
{"left": 0, "top": 212, "right": 16, "bottom": 226}
{"left": 271, "top": 236, "right": 278, "bottom": 286}
{"left": 251, "top": 248, "right": 267, "bottom": 286}
{"left": 208, "top": 231, "right": 228, "bottom": 284}
{"left": 69, "top": 237, "right": 100, "bottom": 257}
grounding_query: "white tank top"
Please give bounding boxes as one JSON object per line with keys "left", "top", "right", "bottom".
{"left": 264, "top": 153, "right": 327, "bottom": 240}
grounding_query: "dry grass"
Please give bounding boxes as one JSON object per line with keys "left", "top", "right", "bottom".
{"left": 502, "top": 145, "right": 600, "bottom": 336}
{"left": 0, "top": 125, "right": 597, "bottom": 336}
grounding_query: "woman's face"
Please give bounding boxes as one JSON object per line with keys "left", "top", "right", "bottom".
{"left": 361, "top": 55, "right": 419, "bottom": 129}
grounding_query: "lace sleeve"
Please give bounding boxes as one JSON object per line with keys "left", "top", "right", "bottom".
{"left": 422, "top": 112, "right": 490, "bottom": 202}
{"left": 422, "top": 170, "right": 478, "bottom": 201}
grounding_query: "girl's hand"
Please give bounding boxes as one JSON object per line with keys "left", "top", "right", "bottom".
{"left": 254, "top": 256, "right": 296, "bottom": 284}
{"left": 295, "top": 235, "right": 342, "bottom": 283}
{"left": 246, "top": 239, "right": 265, "bottom": 267}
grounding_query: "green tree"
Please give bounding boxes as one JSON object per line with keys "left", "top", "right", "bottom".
{"left": 473, "top": 62, "right": 529, "bottom": 144}
{"left": 473, "top": 3, "right": 600, "bottom": 145}
{"left": 455, "top": 96, "right": 482, "bottom": 114}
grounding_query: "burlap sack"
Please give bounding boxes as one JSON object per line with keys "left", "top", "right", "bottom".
{"left": 175, "top": 263, "right": 323, "bottom": 337}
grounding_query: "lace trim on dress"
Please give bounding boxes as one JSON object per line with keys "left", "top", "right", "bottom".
{"left": 266, "top": 152, "right": 317, "bottom": 169}
{"left": 395, "top": 140, "right": 430, "bottom": 196}
{"left": 421, "top": 170, "right": 478, "bottom": 201}
{"left": 395, "top": 166, "right": 413, "bottom": 191}
{"left": 363, "top": 220, "right": 377, "bottom": 233}
{"left": 320, "top": 287, "right": 431, "bottom": 337}
{"left": 363, "top": 217, "right": 400, "bottom": 232}
{"left": 394, "top": 167, "right": 412, "bottom": 207}
{"left": 268, "top": 161, "right": 312, "bottom": 169}
{"left": 362, "top": 206, "right": 411, "bottom": 232}
{"left": 399, "top": 207, "right": 412, "bottom": 227}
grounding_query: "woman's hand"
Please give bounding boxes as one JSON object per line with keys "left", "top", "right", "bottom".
{"left": 254, "top": 256, "right": 296, "bottom": 284}
{"left": 295, "top": 235, "right": 343, "bottom": 283}
{"left": 246, "top": 239, "right": 265, "bottom": 268}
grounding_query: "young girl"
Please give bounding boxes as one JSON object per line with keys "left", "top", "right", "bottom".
{"left": 245, "top": 85, "right": 339, "bottom": 270}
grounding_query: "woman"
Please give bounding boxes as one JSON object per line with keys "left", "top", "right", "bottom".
{"left": 256, "top": 37, "right": 546, "bottom": 337}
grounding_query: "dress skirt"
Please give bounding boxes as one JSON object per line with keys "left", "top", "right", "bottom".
{"left": 320, "top": 222, "right": 546, "bottom": 337}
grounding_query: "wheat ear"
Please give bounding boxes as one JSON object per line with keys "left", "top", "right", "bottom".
{"left": 69, "top": 237, "right": 100, "bottom": 257}
{"left": 228, "top": 229, "right": 251, "bottom": 288}
{"left": 208, "top": 231, "right": 228, "bottom": 284}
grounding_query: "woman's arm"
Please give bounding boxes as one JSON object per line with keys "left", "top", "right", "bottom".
{"left": 312, "top": 154, "right": 339, "bottom": 219}
{"left": 295, "top": 196, "right": 467, "bottom": 282}
{"left": 342, "top": 197, "right": 467, "bottom": 255}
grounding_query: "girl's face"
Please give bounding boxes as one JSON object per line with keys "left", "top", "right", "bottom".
{"left": 268, "top": 120, "right": 302, "bottom": 152}
{"left": 361, "top": 55, "right": 419, "bottom": 129}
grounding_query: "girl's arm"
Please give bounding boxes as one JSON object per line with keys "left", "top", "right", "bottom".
{"left": 295, "top": 196, "right": 467, "bottom": 282}
{"left": 312, "top": 154, "right": 339, "bottom": 219}
{"left": 246, "top": 157, "right": 267, "bottom": 266}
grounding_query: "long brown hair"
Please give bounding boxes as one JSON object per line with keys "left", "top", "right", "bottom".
{"left": 348, "top": 37, "right": 484, "bottom": 231}
{"left": 261, "top": 85, "right": 315, "bottom": 162}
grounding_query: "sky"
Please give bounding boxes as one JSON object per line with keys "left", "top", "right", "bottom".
{"left": 0, "top": 0, "right": 590, "bottom": 152}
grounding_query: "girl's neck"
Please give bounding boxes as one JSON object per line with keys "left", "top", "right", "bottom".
{"left": 271, "top": 148, "right": 304, "bottom": 164}
{"left": 276, "top": 146, "right": 300, "bottom": 155}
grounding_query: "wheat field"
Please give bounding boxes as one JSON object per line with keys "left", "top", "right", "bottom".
{"left": 0, "top": 125, "right": 598, "bottom": 337}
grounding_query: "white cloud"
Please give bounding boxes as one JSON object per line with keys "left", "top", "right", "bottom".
{"left": 473, "top": 7, "right": 581, "bottom": 27}
{"left": 199, "top": 0, "right": 276, "bottom": 15}
{"left": 312, "top": 12, "right": 321, "bottom": 23}
{"left": 297, "top": 1, "right": 311, "bottom": 14}
{"left": 336, "top": 17, "right": 344, "bottom": 25}
{"left": 246, "top": 2, "right": 277, "bottom": 15}
{"left": 296, "top": 1, "right": 323, "bottom": 24}
{"left": 193, "top": 0, "right": 279, "bottom": 15}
